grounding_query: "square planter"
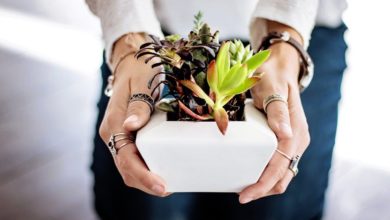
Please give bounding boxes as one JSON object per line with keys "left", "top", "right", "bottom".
{"left": 136, "top": 99, "right": 277, "bottom": 192}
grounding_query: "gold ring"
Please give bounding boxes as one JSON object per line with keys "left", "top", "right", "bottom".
{"left": 262, "top": 94, "right": 287, "bottom": 113}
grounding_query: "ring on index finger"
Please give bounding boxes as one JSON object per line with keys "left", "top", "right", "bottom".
{"left": 275, "top": 149, "right": 301, "bottom": 177}
{"left": 108, "top": 132, "right": 136, "bottom": 157}
{"left": 263, "top": 94, "right": 287, "bottom": 114}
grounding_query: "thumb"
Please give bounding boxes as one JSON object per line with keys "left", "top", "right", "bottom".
{"left": 123, "top": 95, "right": 153, "bottom": 132}
{"left": 266, "top": 99, "right": 293, "bottom": 140}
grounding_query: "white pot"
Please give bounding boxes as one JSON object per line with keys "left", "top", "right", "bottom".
{"left": 136, "top": 99, "right": 277, "bottom": 192}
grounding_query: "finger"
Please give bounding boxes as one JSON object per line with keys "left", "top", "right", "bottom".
{"left": 123, "top": 63, "right": 159, "bottom": 131}
{"left": 115, "top": 142, "right": 169, "bottom": 196}
{"left": 266, "top": 99, "right": 293, "bottom": 140}
{"left": 123, "top": 99, "right": 153, "bottom": 132}
{"left": 239, "top": 151, "right": 290, "bottom": 204}
{"left": 264, "top": 169, "right": 294, "bottom": 197}
{"left": 99, "top": 76, "right": 131, "bottom": 142}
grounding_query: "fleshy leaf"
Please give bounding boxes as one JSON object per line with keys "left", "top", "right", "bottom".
{"left": 216, "top": 42, "right": 231, "bottom": 85}
{"left": 179, "top": 80, "right": 215, "bottom": 106}
{"left": 220, "top": 64, "right": 248, "bottom": 93}
{"left": 220, "top": 94, "right": 235, "bottom": 107}
{"left": 206, "top": 60, "right": 218, "bottom": 93}
{"left": 224, "top": 76, "right": 261, "bottom": 96}
{"left": 156, "top": 101, "right": 175, "bottom": 112}
{"left": 244, "top": 49, "right": 270, "bottom": 74}
{"left": 178, "top": 101, "right": 212, "bottom": 120}
{"left": 213, "top": 107, "right": 229, "bottom": 135}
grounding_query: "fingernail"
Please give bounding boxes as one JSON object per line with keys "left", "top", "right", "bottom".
{"left": 125, "top": 115, "right": 138, "bottom": 123}
{"left": 240, "top": 196, "right": 253, "bottom": 204}
{"left": 280, "top": 123, "right": 293, "bottom": 136}
{"left": 151, "top": 184, "right": 165, "bottom": 195}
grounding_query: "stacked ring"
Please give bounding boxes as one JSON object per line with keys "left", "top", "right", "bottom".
{"left": 108, "top": 132, "right": 135, "bottom": 156}
{"left": 128, "top": 93, "right": 155, "bottom": 114}
{"left": 262, "top": 94, "right": 287, "bottom": 113}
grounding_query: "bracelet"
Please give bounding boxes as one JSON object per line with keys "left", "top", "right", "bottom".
{"left": 257, "top": 31, "right": 314, "bottom": 92}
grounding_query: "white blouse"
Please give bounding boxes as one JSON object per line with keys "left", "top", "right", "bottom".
{"left": 86, "top": 0, "right": 347, "bottom": 67}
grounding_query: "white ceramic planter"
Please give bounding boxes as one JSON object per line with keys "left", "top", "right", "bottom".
{"left": 136, "top": 99, "right": 277, "bottom": 192}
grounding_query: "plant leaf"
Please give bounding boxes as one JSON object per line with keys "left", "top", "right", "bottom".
{"left": 206, "top": 60, "right": 218, "bottom": 93}
{"left": 220, "top": 94, "right": 235, "bottom": 107}
{"left": 178, "top": 101, "right": 212, "bottom": 120}
{"left": 156, "top": 101, "right": 175, "bottom": 112}
{"left": 179, "top": 80, "right": 215, "bottom": 106}
{"left": 223, "top": 76, "right": 261, "bottom": 96}
{"left": 213, "top": 107, "right": 229, "bottom": 135}
{"left": 216, "top": 41, "right": 231, "bottom": 85}
{"left": 220, "top": 63, "right": 248, "bottom": 93}
{"left": 244, "top": 49, "right": 270, "bottom": 74}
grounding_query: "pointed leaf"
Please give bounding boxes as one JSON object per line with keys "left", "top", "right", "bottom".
{"left": 156, "top": 101, "right": 175, "bottom": 112}
{"left": 216, "top": 42, "right": 231, "bottom": 85}
{"left": 206, "top": 60, "right": 218, "bottom": 93}
{"left": 220, "top": 64, "right": 248, "bottom": 93}
{"left": 224, "top": 76, "right": 261, "bottom": 96}
{"left": 213, "top": 107, "right": 229, "bottom": 135}
{"left": 179, "top": 80, "right": 215, "bottom": 106}
{"left": 244, "top": 49, "right": 270, "bottom": 73}
{"left": 220, "top": 94, "right": 235, "bottom": 107}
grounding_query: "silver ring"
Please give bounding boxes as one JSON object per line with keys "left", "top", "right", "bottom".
{"left": 289, "top": 155, "right": 300, "bottom": 177}
{"left": 108, "top": 133, "right": 135, "bottom": 156}
{"left": 128, "top": 93, "right": 155, "bottom": 114}
{"left": 262, "top": 94, "right": 287, "bottom": 113}
{"left": 275, "top": 149, "right": 300, "bottom": 177}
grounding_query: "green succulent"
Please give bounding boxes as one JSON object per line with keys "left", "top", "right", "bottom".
{"left": 180, "top": 41, "right": 270, "bottom": 134}
{"left": 229, "top": 39, "right": 254, "bottom": 66}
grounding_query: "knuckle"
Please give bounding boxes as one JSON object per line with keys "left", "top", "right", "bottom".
{"left": 139, "top": 174, "right": 153, "bottom": 189}
{"left": 122, "top": 175, "right": 135, "bottom": 188}
{"left": 99, "top": 122, "right": 108, "bottom": 142}
{"left": 274, "top": 183, "right": 287, "bottom": 194}
{"left": 274, "top": 165, "right": 287, "bottom": 180}
{"left": 300, "top": 122, "right": 311, "bottom": 147}
{"left": 303, "top": 132, "right": 311, "bottom": 147}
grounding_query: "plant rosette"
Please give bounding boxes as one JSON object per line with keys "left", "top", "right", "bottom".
{"left": 135, "top": 12, "right": 277, "bottom": 192}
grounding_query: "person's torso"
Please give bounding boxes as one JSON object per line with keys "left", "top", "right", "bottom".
{"left": 155, "top": 0, "right": 347, "bottom": 40}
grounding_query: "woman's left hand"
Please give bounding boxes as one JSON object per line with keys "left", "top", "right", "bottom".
{"left": 239, "top": 27, "right": 311, "bottom": 204}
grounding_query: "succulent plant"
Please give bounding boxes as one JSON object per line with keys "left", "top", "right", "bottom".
{"left": 135, "top": 12, "right": 270, "bottom": 134}
{"left": 229, "top": 39, "right": 254, "bottom": 66}
{"left": 180, "top": 42, "right": 270, "bottom": 134}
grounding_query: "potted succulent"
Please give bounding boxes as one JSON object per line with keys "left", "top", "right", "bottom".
{"left": 135, "top": 13, "right": 277, "bottom": 192}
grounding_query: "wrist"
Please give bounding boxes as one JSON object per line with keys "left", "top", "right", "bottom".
{"left": 258, "top": 25, "right": 314, "bottom": 92}
{"left": 111, "top": 33, "right": 148, "bottom": 68}
{"left": 266, "top": 21, "right": 303, "bottom": 45}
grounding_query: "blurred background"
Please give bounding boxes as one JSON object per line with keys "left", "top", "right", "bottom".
{"left": 0, "top": 0, "right": 389, "bottom": 219}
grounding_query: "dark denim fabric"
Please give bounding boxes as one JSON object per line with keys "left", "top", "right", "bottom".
{"left": 91, "top": 24, "right": 348, "bottom": 220}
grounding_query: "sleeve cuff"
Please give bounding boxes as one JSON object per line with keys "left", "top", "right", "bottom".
{"left": 250, "top": 0, "right": 319, "bottom": 49}
{"left": 97, "top": 0, "right": 164, "bottom": 69}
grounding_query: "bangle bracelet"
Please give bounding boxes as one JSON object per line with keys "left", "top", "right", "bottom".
{"left": 257, "top": 31, "right": 314, "bottom": 92}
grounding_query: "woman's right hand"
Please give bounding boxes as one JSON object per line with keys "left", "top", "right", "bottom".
{"left": 99, "top": 34, "right": 169, "bottom": 197}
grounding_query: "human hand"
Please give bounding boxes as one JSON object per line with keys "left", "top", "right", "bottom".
{"left": 99, "top": 34, "right": 169, "bottom": 197}
{"left": 239, "top": 25, "right": 310, "bottom": 204}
